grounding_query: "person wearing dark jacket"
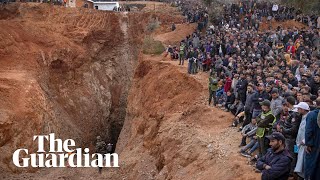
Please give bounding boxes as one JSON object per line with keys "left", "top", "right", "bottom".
{"left": 225, "top": 90, "right": 235, "bottom": 112}
{"left": 243, "top": 84, "right": 256, "bottom": 129}
{"left": 288, "top": 73, "right": 298, "bottom": 87}
{"left": 236, "top": 73, "right": 248, "bottom": 104}
{"left": 310, "top": 74, "right": 320, "bottom": 95}
{"left": 216, "top": 42, "right": 226, "bottom": 57}
{"left": 304, "top": 98, "right": 320, "bottom": 180}
{"left": 252, "top": 83, "right": 269, "bottom": 118}
{"left": 187, "top": 49, "right": 196, "bottom": 74}
{"left": 256, "top": 132, "right": 292, "bottom": 180}
{"left": 277, "top": 96, "right": 301, "bottom": 176}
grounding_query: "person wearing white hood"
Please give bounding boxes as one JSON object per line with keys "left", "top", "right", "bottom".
{"left": 294, "top": 102, "right": 310, "bottom": 179}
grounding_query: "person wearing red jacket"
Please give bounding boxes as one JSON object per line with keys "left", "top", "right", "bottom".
{"left": 224, "top": 75, "right": 232, "bottom": 93}
{"left": 203, "top": 54, "right": 211, "bottom": 72}
{"left": 286, "top": 42, "right": 296, "bottom": 55}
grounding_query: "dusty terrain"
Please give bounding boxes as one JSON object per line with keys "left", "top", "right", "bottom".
{"left": 259, "top": 19, "right": 308, "bottom": 31}
{"left": 154, "top": 23, "right": 197, "bottom": 46}
{"left": 0, "top": 1, "right": 308, "bottom": 180}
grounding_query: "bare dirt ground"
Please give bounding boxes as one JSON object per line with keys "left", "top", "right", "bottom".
{"left": 121, "top": 1, "right": 180, "bottom": 14}
{"left": 260, "top": 19, "right": 308, "bottom": 31}
{"left": 154, "top": 23, "right": 197, "bottom": 46}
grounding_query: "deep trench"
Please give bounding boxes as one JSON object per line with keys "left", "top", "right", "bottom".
{"left": 107, "top": 88, "right": 128, "bottom": 150}
{"left": 99, "top": 12, "right": 133, "bottom": 151}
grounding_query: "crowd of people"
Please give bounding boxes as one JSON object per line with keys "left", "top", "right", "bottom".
{"left": 167, "top": 0, "right": 320, "bottom": 179}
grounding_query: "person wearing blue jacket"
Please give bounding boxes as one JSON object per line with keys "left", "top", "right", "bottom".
{"left": 305, "top": 98, "right": 320, "bottom": 180}
{"left": 256, "top": 132, "right": 292, "bottom": 180}
{"left": 215, "top": 85, "right": 225, "bottom": 106}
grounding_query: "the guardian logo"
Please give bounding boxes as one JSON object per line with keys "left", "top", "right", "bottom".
{"left": 12, "top": 133, "right": 119, "bottom": 168}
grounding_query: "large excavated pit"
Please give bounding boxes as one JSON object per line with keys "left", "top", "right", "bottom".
{"left": 0, "top": 3, "right": 148, "bottom": 173}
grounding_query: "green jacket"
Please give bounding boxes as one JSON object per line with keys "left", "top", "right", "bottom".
{"left": 256, "top": 110, "right": 276, "bottom": 137}
{"left": 209, "top": 77, "right": 218, "bottom": 91}
{"left": 179, "top": 45, "right": 185, "bottom": 54}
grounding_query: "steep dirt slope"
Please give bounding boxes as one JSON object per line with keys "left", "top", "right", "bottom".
{"left": 154, "top": 23, "right": 197, "bottom": 46}
{"left": 0, "top": 3, "right": 150, "bottom": 173}
{"left": 259, "top": 19, "right": 308, "bottom": 31}
{"left": 115, "top": 53, "right": 260, "bottom": 180}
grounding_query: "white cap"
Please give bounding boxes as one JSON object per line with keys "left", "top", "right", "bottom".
{"left": 294, "top": 102, "right": 310, "bottom": 111}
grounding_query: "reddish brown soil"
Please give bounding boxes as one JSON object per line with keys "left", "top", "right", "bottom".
{"left": 260, "top": 19, "right": 308, "bottom": 31}
{"left": 114, "top": 52, "right": 260, "bottom": 180}
{"left": 154, "top": 23, "right": 197, "bottom": 46}
{"left": 0, "top": 2, "right": 149, "bottom": 174}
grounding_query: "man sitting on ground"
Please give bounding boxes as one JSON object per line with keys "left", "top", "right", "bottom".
{"left": 256, "top": 132, "right": 292, "bottom": 180}
{"left": 240, "top": 118, "right": 259, "bottom": 157}
{"left": 224, "top": 90, "right": 235, "bottom": 112}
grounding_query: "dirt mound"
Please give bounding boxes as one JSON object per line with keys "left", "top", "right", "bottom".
{"left": 154, "top": 23, "right": 197, "bottom": 46}
{"left": 0, "top": 5, "right": 20, "bottom": 20}
{"left": 260, "top": 19, "right": 308, "bottom": 31}
{"left": 127, "top": 1, "right": 180, "bottom": 15}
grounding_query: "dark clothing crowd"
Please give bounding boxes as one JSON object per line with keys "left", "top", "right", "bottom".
{"left": 168, "top": 0, "right": 320, "bottom": 179}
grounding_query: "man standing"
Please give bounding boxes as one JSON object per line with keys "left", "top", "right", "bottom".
{"left": 224, "top": 74, "right": 232, "bottom": 93}
{"left": 95, "top": 136, "right": 107, "bottom": 174}
{"left": 243, "top": 84, "right": 256, "bottom": 129}
{"left": 305, "top": 98, "right": 320, "bottom": 180}
{"left": 208, "top": 73, "right": 218, "bottom": 106}
{"left": 179, "top": 42, "right": 185, "bottom": 65}
{"left": 231, "top": 74, "right": 239, "bottom": 96}
{"left": 256, "top": 132, "right": 292, "bottom": 180}
{"left": 236, "top": 73, "right": 248, "bottom": 104}
{"left": 252, "top": 83, "right": 269, "bottom": 118}
{"left": 270, "top": 88, "right": 283, "bottom": 121}
{"left": 171, "top": 23, "right": 176, "bottom": 31}
{"left": 310, "top": 74, "right": 320, "bottom": 95}
{"left": 294, "top": 102, "right": 310, "bottom": 179}
{"left": 256, "top": 100, "right": 276, "bottom": 156}
{"left": 187, "top": 48, "right": 195, "bottom": 74}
